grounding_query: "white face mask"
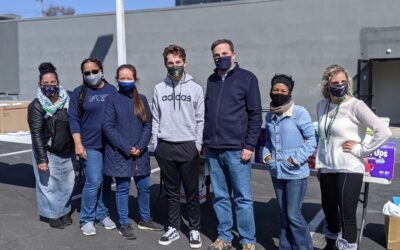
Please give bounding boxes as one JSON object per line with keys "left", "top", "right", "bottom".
{"left": 84, "top": 72, "right": 103, "bottom": 87}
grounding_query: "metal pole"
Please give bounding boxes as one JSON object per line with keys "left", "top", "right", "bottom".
{"left": 116, "top": 0, "right": 127, "bottom": 66}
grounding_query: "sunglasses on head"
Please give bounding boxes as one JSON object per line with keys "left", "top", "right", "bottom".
{"left": 83, "top": 69, "right": 100, "bottom": 76}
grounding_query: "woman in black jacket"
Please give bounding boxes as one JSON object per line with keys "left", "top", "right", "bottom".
{"left": 28, "top": 62, "right": 75, "bottom": 229}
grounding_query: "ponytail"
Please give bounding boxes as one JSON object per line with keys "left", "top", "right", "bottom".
{"left": 133, "top": 88, "right": 147, "bottom": 123}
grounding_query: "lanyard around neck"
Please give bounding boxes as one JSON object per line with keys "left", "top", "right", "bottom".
{"left": 318, "top": 98, "right": 343, "bottom": 143}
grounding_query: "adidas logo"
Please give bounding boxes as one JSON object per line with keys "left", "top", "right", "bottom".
{"left": 161, "top": 94, "right": 191, "bottom": 102}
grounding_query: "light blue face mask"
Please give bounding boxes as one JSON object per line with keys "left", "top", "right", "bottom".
{"left": 84, "top": 72, "right": 103, "bottom": 87}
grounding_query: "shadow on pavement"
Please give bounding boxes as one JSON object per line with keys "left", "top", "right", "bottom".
{"left": 0, "top": 162, "right": 35, "bottom": 188}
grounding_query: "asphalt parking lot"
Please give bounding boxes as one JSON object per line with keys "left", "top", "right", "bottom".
{"left": 0, "top": 137, "right": 399, "bottom": 250}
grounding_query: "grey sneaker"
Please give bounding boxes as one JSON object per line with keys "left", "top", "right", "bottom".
{"left": 138, "top": 219, "right": 164, "bottom": 231}
{"left": 118, "top": 224, "right": 136, "bottom": 240}
{"left": 81, "top": 221, "right": 96, "bottom": 236}
{"left": 189, "top": 230, "right": 202, "bottom": 249}
{"left": 99, "top": 216, "right": 116, "bottom": 230}
{"left": 158, "top": 226, "right": 180, "bottom": 246}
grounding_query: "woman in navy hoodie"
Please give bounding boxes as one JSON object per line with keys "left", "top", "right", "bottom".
{"left": 102, "top": 64, "right": 163, "bottom": 240}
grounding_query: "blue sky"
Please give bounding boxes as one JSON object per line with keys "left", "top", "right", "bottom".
{"left": 0, "top": 0, "right": 175, "bottom": 19}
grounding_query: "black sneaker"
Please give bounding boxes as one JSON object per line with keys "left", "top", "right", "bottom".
{"left": 158, "top": 226, "right": 180, "bottom": 246}
{"left": 118, "top": 224, "right": 136, "bottom": 240}
{"left": 323, "top": 238, "right": 337, "bottom": 250}
{"left": 138, "top": 219, "right": 164, "bottom": 231}
{"left": 49, "top": 218, "right": 65, "bottom": 229}
{"left": 189, "top": 230, "right": 202, "bottom": 248}
{"left": 61, "top": 214, "right": 73, "bottom": 226}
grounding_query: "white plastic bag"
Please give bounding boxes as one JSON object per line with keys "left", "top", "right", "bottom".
{"left": 383, "top": 201, "right": 400, "bottom": 217}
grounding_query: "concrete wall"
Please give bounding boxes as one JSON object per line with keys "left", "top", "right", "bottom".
{"left": 1, "top": 0, "right": 400, "bottom": 119}
{"left": 372, "top": 60, "right": 400, "bottom": 125}
{"left": 0, "top": 21, "right": 19, "bottom": 95}
{"left": 16, "top": 14, "right": 118, "bottom": 99}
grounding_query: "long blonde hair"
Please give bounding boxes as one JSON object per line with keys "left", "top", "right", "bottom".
{"left": 321, "top": 64, "right": 353, "bottom": 99}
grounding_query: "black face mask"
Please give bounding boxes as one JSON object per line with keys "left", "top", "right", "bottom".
{"left": 270, "top": 93, "right": 292, "bottom": 107}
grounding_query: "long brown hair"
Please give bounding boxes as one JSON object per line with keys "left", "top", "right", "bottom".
{"left": 115, "top": 64, "right": 147, "bottom": 122}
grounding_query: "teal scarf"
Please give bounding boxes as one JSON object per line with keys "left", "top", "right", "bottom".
{"left": 36, "top": 85, "right": 69, "bottom": 118}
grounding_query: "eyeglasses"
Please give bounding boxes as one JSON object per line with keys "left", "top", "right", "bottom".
{"left": 83, "top": 69, "right": 100, "bottom": 76}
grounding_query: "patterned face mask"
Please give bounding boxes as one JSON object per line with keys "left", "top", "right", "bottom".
{"left": 329, "top": 82, "right": 348, "bottom": 97}
{"left": 167, "top": 65, "right": 184, "bottom": 78}
{"left": 40, "top": 85, "right": 59, "bottom": 97}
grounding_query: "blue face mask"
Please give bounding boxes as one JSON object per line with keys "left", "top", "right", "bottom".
{"left": 215, "top": 56, "right": 232, "bottom": 71}
{"left": 118, "top": 80, "right": 135, "bottom": 93}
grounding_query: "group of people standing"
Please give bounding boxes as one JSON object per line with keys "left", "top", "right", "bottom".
{"left": 28, "top": 39, "right": 391, "bottom": 250}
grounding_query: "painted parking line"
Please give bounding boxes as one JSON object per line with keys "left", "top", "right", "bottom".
{"left": 309, "top": 209, "right": 325, "bottom": 237}
{"left": 72, "top": 194, "right": 82, "bottom": 201}
{"left": 0, "top": 149, "right": 32, "bottom": 157}
{"left": 151, "top": 167, "right": 160, "bottom": 173}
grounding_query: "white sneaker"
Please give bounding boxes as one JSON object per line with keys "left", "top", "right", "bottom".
{"left": 189, "top": 230, "right": 202, "bottom": 248}
{"left": 99, "top": 216, "right": 116, "bottom": 230}
{"left": 81, "top": 221, "right": 96, "bottom": 236}
{"left": 158, "top": 226, "right": 180, "bottom": 246}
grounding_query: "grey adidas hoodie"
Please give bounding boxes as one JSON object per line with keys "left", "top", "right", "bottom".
{"left": 151, "top": 73, "right": 204, "bottom": 150}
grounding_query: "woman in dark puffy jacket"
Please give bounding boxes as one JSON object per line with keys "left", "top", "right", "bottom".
{"left": 28, "top": 62, "right": 74, "bottom": 229}
{"left": 102, "top": 64, "right": 163, "bottom": 240}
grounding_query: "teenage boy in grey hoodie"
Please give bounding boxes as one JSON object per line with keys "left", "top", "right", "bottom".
{"left": 152, "top": 45, "right": 204, "bottom": 249}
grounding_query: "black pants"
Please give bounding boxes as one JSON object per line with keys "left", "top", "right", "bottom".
{"left": 155, "top": 141, "right": 201, "bottom": 230}
{"left": 320, "top": 172, "right": 363, "bottom": 243}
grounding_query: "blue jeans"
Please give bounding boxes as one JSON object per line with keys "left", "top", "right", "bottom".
{"left": 271, "top": 177, "right": 313, "bottom": 250}
{"left": 32, "top": 151, "right": 75, "bottom": 219}
{"left": 207, "top": 148, "right": 256, "bottom": 244}
{"left": 115, "top": 175, "right": 151, "bottom": 225}
{"left": 80, "top": 148, "right": 111, "bottom": 225}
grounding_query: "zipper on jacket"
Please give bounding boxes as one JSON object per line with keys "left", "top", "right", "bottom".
{"left": 215, "top": 77, "right": 225, "bottom": 146}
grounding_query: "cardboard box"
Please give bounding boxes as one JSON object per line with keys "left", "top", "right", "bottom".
{"left": 0, "top": 101, "right": 30, "bottom": 133}
{"left": 365, "top": 141, "right": 396, "bottom": 180}
{"left": 385, "top": 215, "right": 400, "bottom": 249}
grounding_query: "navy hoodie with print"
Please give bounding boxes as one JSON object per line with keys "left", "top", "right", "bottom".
{"left": 204, "top": 64, "right": 262, "bottom": 151}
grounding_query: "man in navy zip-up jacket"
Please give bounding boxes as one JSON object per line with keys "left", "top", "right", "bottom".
{"left": 204, "top": 39, "right": 262, "bottom": 250}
